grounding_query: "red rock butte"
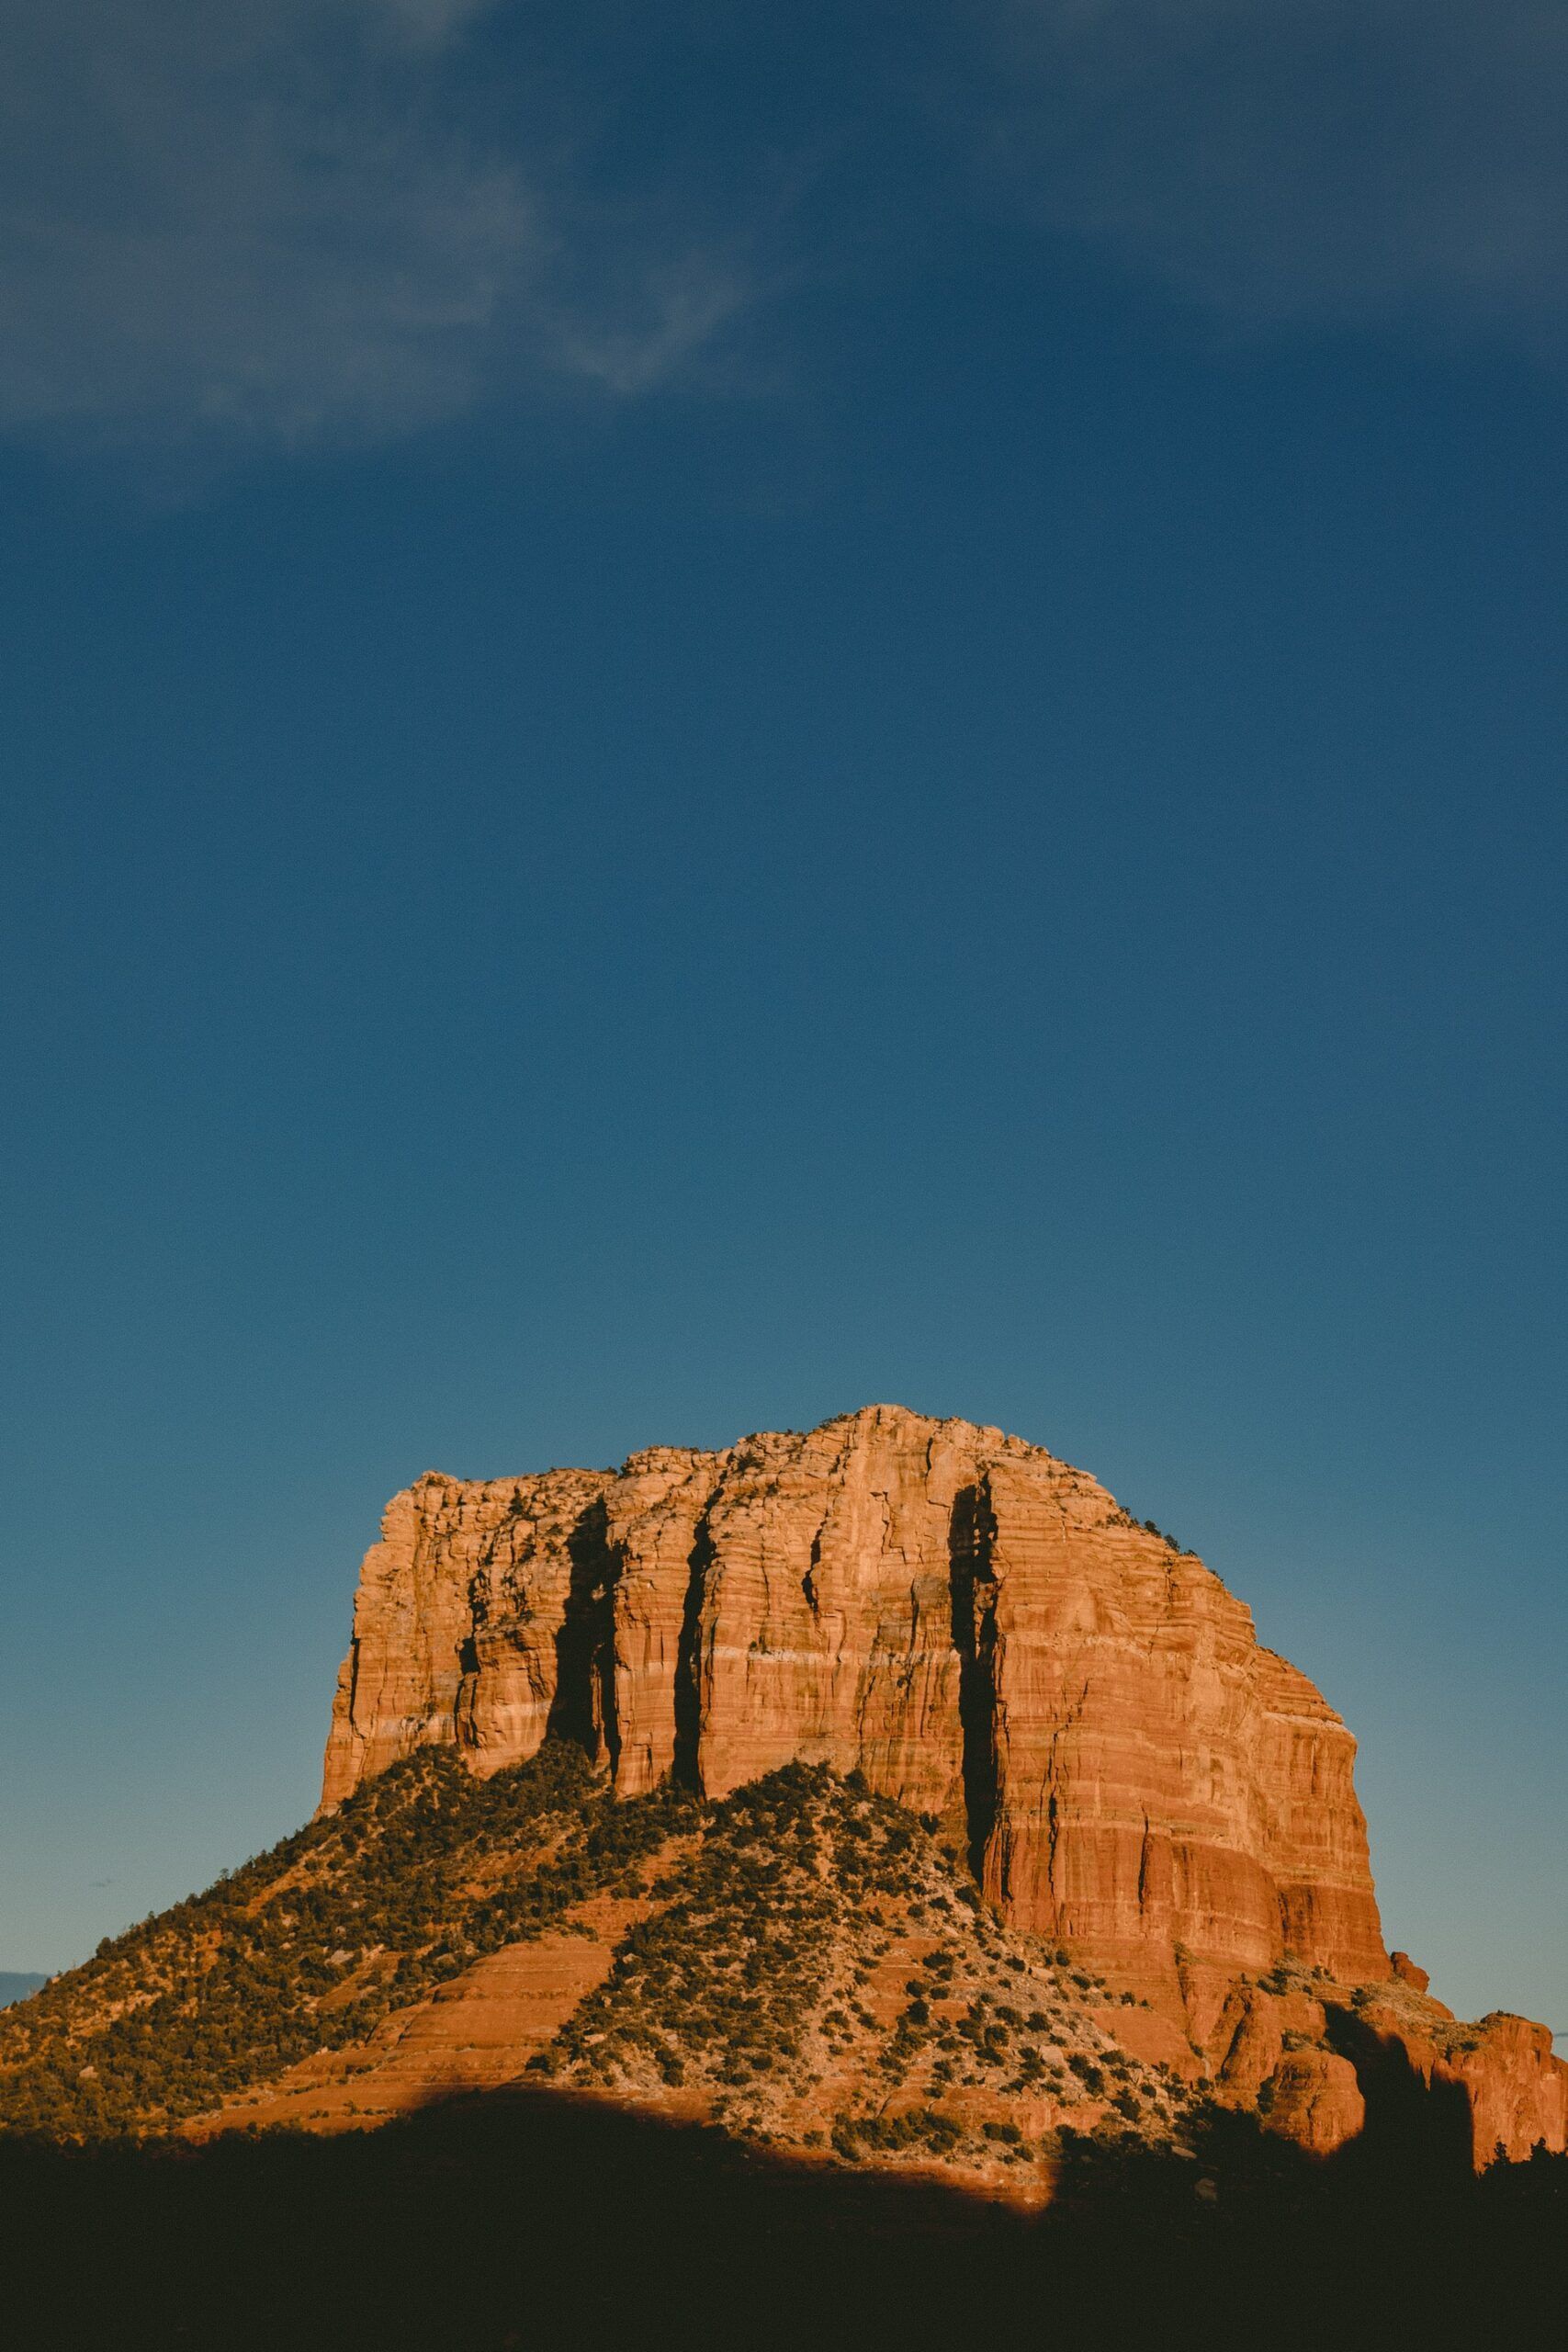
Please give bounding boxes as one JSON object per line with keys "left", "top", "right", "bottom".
{"left": 322, "top": 1403, "right": 1389, "bottom": 2030}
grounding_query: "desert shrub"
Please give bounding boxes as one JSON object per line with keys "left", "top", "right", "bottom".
{"left": 834, "top": 2105, "right": 964, "bottom": 2161}
{"left": 0, "top": 1743, "right": 696, "bottom": 2137}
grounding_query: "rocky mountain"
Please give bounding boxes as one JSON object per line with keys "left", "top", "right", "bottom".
{"left": 315, "top": 1401, "right": 1568, "bottom": 2169}
{"left": 323, "top": 1404, "right": 1386, "bottom": 2014}
{"left": 0, "top": 1975, "right": 46, "bottom": 2010}
{"left": 2, "top": 1404, "right": 1562, "bottom": 2190}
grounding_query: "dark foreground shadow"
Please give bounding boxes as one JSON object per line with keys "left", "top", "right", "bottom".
{"left": 3, "top": 2089, "right": 1564, "bottom": 2352}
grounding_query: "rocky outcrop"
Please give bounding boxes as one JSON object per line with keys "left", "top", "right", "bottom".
{"left": 1205, "top": 1981, "right": 1368, "bottom": 2156}
{"left": 1263, "top": 2050, "right": 1366, "bottom": 2154}
{"left": 321, "top": 1406, "right": 1388, "bottom": 1999}
{"left": 1450, "top": 2015, "right": 1568, "bottom": 2165}
{"left": 321, "top": 1467, "right": 616, "bottom": 1808}
{"left": 1338, "top": 1989, "right": 1568, "bottom": 2167}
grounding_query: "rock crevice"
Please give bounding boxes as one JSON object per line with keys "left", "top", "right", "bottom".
{"left": 949, "top": 1479, "right": 1000, "bottom": 1883}
{"left": 671, "top": 1512, "right": 716, "bottom": 1792}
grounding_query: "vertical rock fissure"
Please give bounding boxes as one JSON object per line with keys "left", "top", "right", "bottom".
{"left": 949, "top": 1479, "right": 1000, "bottom": 1884}
{"left": 673, "top": 1510, "right": 716, "bottom": 1792}
{"left": 801, "top": 1526, "right": 823, "bottom": 1616}
{"left": 546, "top": 1496, "right": 622, "bottom": 1774}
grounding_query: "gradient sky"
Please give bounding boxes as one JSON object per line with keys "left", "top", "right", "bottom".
{"left": 2, "top": 4, "right": 1563, "bottom": 2038}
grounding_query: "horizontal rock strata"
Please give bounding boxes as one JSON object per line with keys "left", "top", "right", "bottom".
{"left": 321, "top": 1405, "right": 1389, "bottom": 2002}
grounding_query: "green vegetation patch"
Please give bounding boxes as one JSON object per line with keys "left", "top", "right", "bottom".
{"left": 549, "top": 1763, "right": 931, "bottom": 2092}
{"left": 0, "top": 1742, "right": 696, "bottom": 2137}
{"left": 0, "top": 1746, "right": 1190, "bottom": 2167}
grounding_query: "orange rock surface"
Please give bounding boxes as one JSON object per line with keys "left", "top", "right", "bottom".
{"left": 321, "top": 1405, "right": 1389, "bottom": 2001}
{"left": 205, "top": 1895, "right": 647, "bottom": 2136}
{"left": 1263, "top": 2049, "right": 1367, "bottom": 2154}
{"left": 1343, "top": 1991, "right": 1568, "bottom": 2166}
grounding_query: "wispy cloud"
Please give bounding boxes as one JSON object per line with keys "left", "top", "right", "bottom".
{"left": 0, "top": 0, "right": 754, "bottom": 452}
{"left": 6, "top": 4, "right": 1566, "bottom": 464}
{"left": 991, "top": 1, "right": 1568, "bottom": 333}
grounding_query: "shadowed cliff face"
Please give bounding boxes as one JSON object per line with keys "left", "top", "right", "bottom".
{"left": 949, "top": 1480, "right": 1000, "bottom": 1883}
{"left": 321, "top": 1406, "right": 1388, "bottom": 2005}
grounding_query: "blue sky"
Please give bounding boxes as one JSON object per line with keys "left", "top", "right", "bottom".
{"left": 1, "top": 3, "right": 1563, "bottom": 2034}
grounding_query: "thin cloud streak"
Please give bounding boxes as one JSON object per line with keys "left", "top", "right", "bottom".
{"left": 993, "top": 1, "right": 1568, "bottom": 332}
{"left": 5, "top": 4, "right": 1568, "bottom": 463}
{"left": 0, "top": 0, "right": 756, "bottom": 451}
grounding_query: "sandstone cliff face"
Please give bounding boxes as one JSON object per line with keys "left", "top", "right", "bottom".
{"left": 321, "top": 1467, "right": 616, "bottom": 1806}
{"left": 321, "top": 1405, "right": 1388, "bottom": 2000}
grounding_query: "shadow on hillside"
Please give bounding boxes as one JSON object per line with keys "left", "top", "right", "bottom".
{"left": 3, "top": 2086, "right": 1564, "bottom": 2352}
{"left": 1323, "top": 2001, "right": 1477, "bottom": 2175}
